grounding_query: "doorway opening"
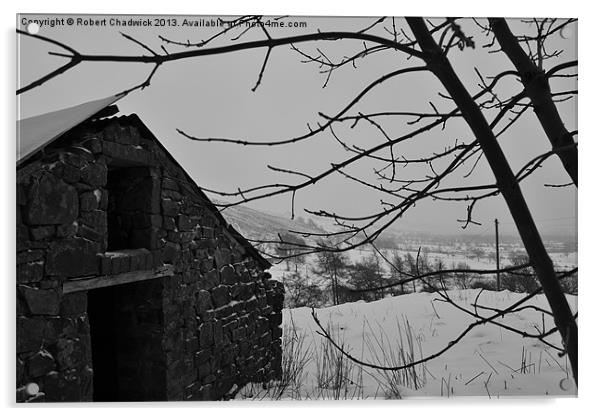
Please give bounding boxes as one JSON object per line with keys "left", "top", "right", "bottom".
{"left": 87, "top": 279, "right": 165, "bottom": 401}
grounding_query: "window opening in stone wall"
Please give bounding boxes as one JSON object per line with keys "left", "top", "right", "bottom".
{"left": 106, "top": 167, "right": 158, "bottom": 251}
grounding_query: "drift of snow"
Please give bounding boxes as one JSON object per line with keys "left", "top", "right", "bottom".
{"left": 238, "top": 289, "right": 577, "bottom": 400}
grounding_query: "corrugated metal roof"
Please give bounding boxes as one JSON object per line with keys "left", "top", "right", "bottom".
{"left": 17, "top": 94, "right": 123, "bottom": 164}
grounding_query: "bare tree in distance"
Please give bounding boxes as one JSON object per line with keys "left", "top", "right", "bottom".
{"left": 313, "top": 240, "right": 349, "bottom": 305}
{"left": 17, "top": 16, "right": 578, "bottom": 384}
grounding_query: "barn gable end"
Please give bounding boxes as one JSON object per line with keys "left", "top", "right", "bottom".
{"left": 16, "top": 109, "right": 283, "bottom": 402}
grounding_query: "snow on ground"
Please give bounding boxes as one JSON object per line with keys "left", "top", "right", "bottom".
{"left": 239, "top": 289, "right": 577, "bottom": 400}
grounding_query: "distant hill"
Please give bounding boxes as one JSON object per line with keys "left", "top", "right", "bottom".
{"left": 217, "top": 202, "right": 327, "bottom": 242}
{"left": 215, "top": 201, "right": 575, "bottom": 251}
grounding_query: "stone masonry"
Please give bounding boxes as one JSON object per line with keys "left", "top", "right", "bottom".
{"left": 16, "top": 112, "right": 284, "bottom": 402}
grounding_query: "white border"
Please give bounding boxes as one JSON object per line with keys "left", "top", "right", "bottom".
{"left": 3, "top": 1, "right": 597, "bottom": 415}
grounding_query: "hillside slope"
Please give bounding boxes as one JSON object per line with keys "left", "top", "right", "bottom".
{"left": 218, "top": 202, "right": 326, "bottom": 241}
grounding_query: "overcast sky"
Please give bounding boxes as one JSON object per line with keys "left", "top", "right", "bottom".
{"left": 17, "top": 15, "right": 577, "bottom": 238}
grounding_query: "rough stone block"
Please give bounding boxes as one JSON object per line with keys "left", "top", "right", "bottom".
{"left": 79, "top": 191, "right": 98, "bottom": 211}
{"left": 162, "top": 242, "right": 179, "bottom": 263}
{"left": 162, "top": 189, "right": 182, "bottom": 202}
{"left": 129, "top": 250, "right": 145, "bottom": 270}
{"left": 82, "top": 138, "right": 102, "bottom": 154}
{"left": 198, "top": 322, "right": 214, "bottom": 349}
{"left": 17, "top": 249, "right": 44, "bottom": 264}
{"left": 163, "top": 177, "right": 179, "bottom": 191}
{"left": 56, "top": 222, "right": 77, "bottom": 238}
{"left": 256, "top": 317, "right": 270, "bottom": 334}
{"left": 17, "top": 357, "right": 26, "bottom": 386}
{"left": 27, "top": 349, "right": 56, "bottom": 378}
{"left": 220, "top": 347, "right": 236, "bottom": 366}
{"left": 42, "top": 369, "right": 81, "bottom": 402}
{"left": 196, "top": 238, "right": 217, "bottom": 250}
{"left": 19, "top": 286, "right": 60, "bottom": 315}
{"left": 219, "top": 265, "right": 237, "bottom": 285}
{"left": 17, "top": 262, "right": 44, "bottom": 284}
{"left": 197, "top": 361, "right": 212, "bottom": 380}
{"left": 17, "top": 182, "right": 28, "bottom": 206}
{"left": 46, "top": 238, "right": 100, "bottom": 278}
{"left": 98, "top": 254, "right": 112, "bottom": 275}
{"left": 77, "top": 224, "right": 103, "bottom": 242}
{"left": 17, "top": 224, "right": 30, "bottom": 251}
{"left": 59, "top": 292, "right": 87, "bottom": 316}
{"left": 166, "top": 231, "right": 181, "bottom": 244}
{"left": 24, "top": 173, "right": 79, "bottom": 225}
{"left": 232, "top": 283, "right": 253, "bottom": 301}
{"left": 16, "top": 317, "right": 46, "bottom": 353}
{"left": 61, "top": 164, "right": 81, "bottom": 184}
{"left": 179, "top": 232, "right": 195, "bottom": 244}
{"left": 211, "top": 286, "right": 231, "bottom": 308}
{"left": 195, "top": 290, "right": 213, "bottom": 314}
{"left": 80, "top": 210, "right": 106, "bottom": 232}
{"left": 161, "top": 199, "right": 180, "bottom": 217}
{"left": 203, "top": 268, "right": 219, "bottom": 289}
{"left": 80, "top": 163, "right": 107, "bottom": 187}
{"left": 52, "top": 338, "right": 84, "bottom": 370}
{"left": 222, "top": 320, "right": 238, "bottom": 337}
{"left": 111, "top": 255, "right": 131, "bottom": 274}
{"left": 213, "top": 320, "right": 223, "bottom": 346}
{"left": 144, "top": 251, "right": 154, "bottom": 269}
{"left": 214, "top": 305, "right": 234, "bottom": 320}
{"left": 194, "top": 348, "right": 212, "bottom": 367}
{"left": 239, "top": 270, "right": 252, "bottom": 283}
{"left": 30, "top": 226, "right": 55, "bottom": 241}
{"left": 163, "top": 216, "right": 176, "bottom": 230}
{"left": 214, "top": 249, "right": 231, "bottom": 268}
{"left": 62, "top": 151, "right": 91, "bottom": 169}
{"left": 177, "top": 215, "right": 193, "bottom": 231}
{"left": 202, "top": 226, "right": 215, "bottom": 239}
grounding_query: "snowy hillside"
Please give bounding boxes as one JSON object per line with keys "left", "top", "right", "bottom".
{"left": 237, "top": 289, "right": 577, "bottom": 399}
{"left": 218, "top": 203, "right": 326, "bottom": 240}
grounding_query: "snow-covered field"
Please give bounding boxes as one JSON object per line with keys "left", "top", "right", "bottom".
{"left": 238, "top": 289, "right": 577, "bottom": 400}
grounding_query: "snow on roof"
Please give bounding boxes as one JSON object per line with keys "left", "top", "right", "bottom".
{"left": 17, "top": 94, "right": 123, "bottom": 164}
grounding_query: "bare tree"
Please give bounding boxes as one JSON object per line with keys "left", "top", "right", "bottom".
{"left": 488, "top": 18, "right": 578, "bottom": 186}
{"left": 18, "top": 15, "right": 578, "bottom": 384}
{"left": 313, "top": 240, "right": 349, "bottom": 305}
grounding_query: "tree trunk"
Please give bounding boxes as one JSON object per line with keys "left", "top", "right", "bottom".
{"left": 334, "top": 266, "right": 339, "bottom": 305}
{"left": 488, "top": 18, "right": 578, "bottom": 186}
{"left": 407, "top": 17, "right": 578, "bottom": 384}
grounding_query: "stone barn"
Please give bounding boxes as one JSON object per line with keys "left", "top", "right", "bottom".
{"left": 16, "top": 97, "right": 284, "bottom": 402}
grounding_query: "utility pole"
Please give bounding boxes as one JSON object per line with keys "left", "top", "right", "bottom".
{"left": 495, "top": 218, "right": 500, "bottom": 291}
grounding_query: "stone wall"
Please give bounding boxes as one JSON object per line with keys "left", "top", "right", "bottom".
{"left": 16, "top": 114, "right": 283, "bottom": 402}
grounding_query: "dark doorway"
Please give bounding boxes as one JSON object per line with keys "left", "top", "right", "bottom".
{"left": 88, "top": 279, "right": 166, "bottom": 401}
{"left": 88, "top": 285, "right": 119, "bottom": 401}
